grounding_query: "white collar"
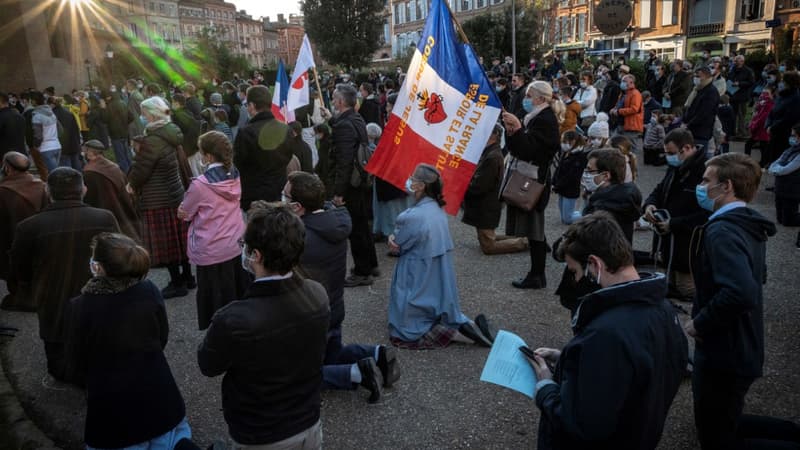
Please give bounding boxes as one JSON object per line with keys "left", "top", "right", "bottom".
{"left": 254, "top": 271, "right": 293, "bottom": 282}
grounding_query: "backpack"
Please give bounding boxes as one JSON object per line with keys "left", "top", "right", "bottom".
{"left": 349, "top": 120, "right": 374, "bottom": 189}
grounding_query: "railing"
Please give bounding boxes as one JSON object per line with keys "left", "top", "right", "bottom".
{"left": 688, "top": 22, "right": 724, "bottom": 36}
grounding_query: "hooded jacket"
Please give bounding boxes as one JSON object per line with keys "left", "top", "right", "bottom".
{"left": 690, "top": 207, "right": 776, "bottom": 378}
{"left": 536, "top": 273, "right": 688, "bottom": 450}
{"left": 180, "top": 165, "right": 245, "bottom": 266}
{"left": 584, "top": 182, "right": 642, "bottom": 243}
{"left": 31, "top": 105, "right": 61, "bottom": 152}
{"left": 300, "top": 204, "right": 352, "bottom": 331}
{"left": 770, "top": 145, "right": 800, "bottom": 200}
{"left": 0, "top": 106, "right": 26, "bottom": 156}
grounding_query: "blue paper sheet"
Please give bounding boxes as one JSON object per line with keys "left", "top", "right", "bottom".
{"left": 479, "top": 330, "right": 538, "bottom": 398}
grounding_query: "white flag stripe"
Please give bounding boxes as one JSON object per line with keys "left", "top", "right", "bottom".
{"left": 287, "top": 34, "right": 315, "bottom": 112}
{"left": 391, "top": 49, "right": 501, "bottom": 166}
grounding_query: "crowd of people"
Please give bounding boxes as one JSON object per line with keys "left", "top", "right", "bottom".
{"left": 0, "top": 48, "right": 798, "bottom": 449}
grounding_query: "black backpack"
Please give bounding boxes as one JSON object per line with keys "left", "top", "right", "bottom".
{"left": 349, "top": 120, "right": 374, "bottom": 189}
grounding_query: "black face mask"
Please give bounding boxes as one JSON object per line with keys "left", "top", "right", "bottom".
{"left": 574, "top": 264, "right": 602, "bottom": 298}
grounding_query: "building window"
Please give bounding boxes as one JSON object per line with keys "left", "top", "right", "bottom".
{"left": 407, "top": 1, "right": 415, "bottom": 21}
{"left": 640, "top": 0, "right": 652, "bottom": 28}
{"left": 740, "top": 0, "right": 766, "bottom": 20}
{"left": 691, "top": 0, "right": 725, "bottom": 25}
{"left": 661, "top": 0, "right": 675, "bottom": 26}
{"left": 461, "top": 0, "right": 472, "bottom": 11}
{"left": 149, "top": 2, "right": 154, "bottom": 11}
{"left": 477, "top": 0, "right": 486, "bottom": 7}
{"left": 577, "top": 13, "right": 585, "bottom": 41}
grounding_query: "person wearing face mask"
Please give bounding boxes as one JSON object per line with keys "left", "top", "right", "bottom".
{"left": 552, "top": 131, "right": 589, "bottom": 225}
{"left": 643, "top": 129, "right": 710, "bottom": 302}
{"left": 687, "top": 153, "right": 782, "bottom": 450}
{"left": 66, "top": 232, "right": 195, "bottom": 449}
{"left": 766, "top": 72, "right": 800, "bottom": 169}
{"left": 283, "top": 172, "right": 401, "bottom": 404}
{"left": 10, "top": 168, "right": 119, "bottom": 381}
{"left": 198, "top": 203, "right": 329, "bottom": 448}
{"left": 574, "top": 72, "right": 598, "bottom": 129}
{"left": 727, "top": 55, "right": 756, "bottom": 139}
{"left": 559, "top": 86, "right": 581, "bottom": 135}
{"left": 611, "top": 74, "right": 644, "bottom": 155}
{"left": 663, "top": 60, "right": 692, "bottom": 116}
{"left": 682, "top": 66, "right": 720, "bottom": 151}
{"left": 177, "top": 131, "right": 248, "bottom": 330}
{"left": 529, "top": 212, "right": 688, "bottom": 450}
{"left": 495, "top": 78, "right": 511, "bottom": 110}
{"left": 585, "top": 112, "right": 610, "bottom": 150}
{"left": 82, "top": 140, "right": 140, "bottom": 241}
{"left": 387, "top": 163, "right": 494, "bottom": 348}
{"left": 508, "top": 73, "right": 529, "bottom": 120}
{"left": 501, "top": 81, "right": 561, "bottom": 289}
{"left": 746, "top": 85, "right": 776, "bottom": 163}
{"left": 0, "top": 151, "right": 47, "bottom": 311}
{"left": 768, "top": 123, "right": 800, "bottom": 229}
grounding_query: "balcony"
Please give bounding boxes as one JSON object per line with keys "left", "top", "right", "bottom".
{"left": 688, "top": 22, "right": 724, "bottom": 37}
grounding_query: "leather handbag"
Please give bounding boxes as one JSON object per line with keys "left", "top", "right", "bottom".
{"left": 500, "top": 158, "right": 545, "bottom": 211}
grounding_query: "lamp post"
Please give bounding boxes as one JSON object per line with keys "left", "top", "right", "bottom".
{"left": 84, "top": 58, "right": 92, "bottom": 89}
{"left": 105, "top": 44, "right": 114, "bottom": 86}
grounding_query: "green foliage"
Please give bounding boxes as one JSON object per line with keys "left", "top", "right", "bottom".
{"left": 461, "top": 4, "right": 540, "bottom": 69}
{"left": 302, "top": 0, "right": 385, "bottom": 71}
{"left": 564, "top": 59, "right": 584, "bottom": 74}
{"left": 625, "top": 59, "right": 648, "bottom": 91}
{"left": 184, "top": 28, "right": 251, "bottom": 82}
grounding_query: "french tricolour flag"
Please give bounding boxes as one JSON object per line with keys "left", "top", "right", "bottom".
{"left": 271, "top": 59, "right": 294, "bottom": 123}
{"left": 365, "top": 0, "right": 501, "bottom": 215}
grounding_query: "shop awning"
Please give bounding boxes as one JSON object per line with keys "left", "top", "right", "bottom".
{"left": 555, "top": 42, "right": 589, "bottom": 50}
{"left": 586, "top": 48, "right": 628, "bottom": 55}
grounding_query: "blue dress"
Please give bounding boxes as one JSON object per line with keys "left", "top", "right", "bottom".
{"left": 388, "top": 197, "right": 469, "bottom": 341}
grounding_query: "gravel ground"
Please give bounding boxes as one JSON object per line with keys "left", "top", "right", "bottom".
{"left": 1, "top": 142, "right": 798, "bottom": 449}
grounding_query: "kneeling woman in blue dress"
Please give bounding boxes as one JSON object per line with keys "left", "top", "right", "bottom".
{"left": 387, "top": 163, "right": 494, "bottom": 349}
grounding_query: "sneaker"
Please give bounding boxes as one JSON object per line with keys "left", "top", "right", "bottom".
{"left": 349, "top": 267, "right": 381, "bottom": 277}
{"left": 162, "top": 282, "right": 189, "bottom": 299}
{"left": 344, "top": 274, "right": 374, "bottom": 287}
{"left": 376, "top": 345, "right": 401, "bottom": 388}
{"left": 357, "top": 357, "right": 382, "bottom": 403}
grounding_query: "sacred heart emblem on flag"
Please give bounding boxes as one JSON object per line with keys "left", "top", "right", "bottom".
{"left": 417, "top": 90, "right": 447, "bottom": 125}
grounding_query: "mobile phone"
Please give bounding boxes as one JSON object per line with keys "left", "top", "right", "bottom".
{"left": 518, "top": 345, "right": 536, "bottom": 360}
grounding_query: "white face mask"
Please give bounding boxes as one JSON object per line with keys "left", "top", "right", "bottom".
{"left": 581, "top": 171, "right": 603, "bottom": 192}
{"left": 89, "top": 257, "right": 100, "bottom": 277}
{"left": 405, "top": 178, "right": 416, "bottom": 194}
{"left": 590, "top": 138, "right": 603, "bottom": 147}
{"left": 241, "top": 246, "right": 256, "bottom": 274}
{"left": 561, "top": 143, "right": 572, "bottom": 152}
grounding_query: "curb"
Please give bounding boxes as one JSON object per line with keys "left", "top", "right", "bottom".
{"left": 0, "top": 340, "right": 58, "bottom": 450}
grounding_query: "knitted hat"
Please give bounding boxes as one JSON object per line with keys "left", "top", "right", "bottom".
{"left": 588, "top": 112, "right": 610, "bottom": 138}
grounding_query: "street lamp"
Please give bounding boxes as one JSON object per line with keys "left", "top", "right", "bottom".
{"left": 84, "top": 58, "right": 92, "bottom": 89}
{"left": 105, "top": 44, "right": 114, "bottom": 85}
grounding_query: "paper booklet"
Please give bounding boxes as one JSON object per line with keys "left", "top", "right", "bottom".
{"left": 479, "top": 330, "right": 538, "bottom": 398}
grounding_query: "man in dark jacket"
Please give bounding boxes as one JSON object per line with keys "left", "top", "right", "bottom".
{"left": 0, "top": 93, "right": 26, "bottom": 158}
{"left": 326, "top": 83, "right": 378, "bottom": 287}
{"left": 47, "top": 97, "right": 82, "bottom": 170}
{"left": 357, "top": 82, "right": 381, "bottom": 126}
{"left": 682, "top": 66, "right": 721, "bottom": 150}
{"left": 10, "top": 168, "right": 119, "bottom": 380}
{"left": 507, "top": 73, "right": 528, "bottom": 120}
{"left": 286, "top": 172, "right": 400, "bottom": 403}
{"left": 643, "top": 129, "right": 710, "bottom": 301}
{"left": 105, "top": 91, "right": 133, "bottom": 173}
{"left": 462, "top": 124, "right": 527, "bottom": 254}
{"left": 198, "top": 203, "right": 329, "bottom": 447}
{"left": 686, "top": 153, "right": 777, "bottom": 450}
{"left": 529, "top": 212, "right": 688, "bottom": 450}
{"left": 728, "top": 55, "right": 755, "bottom": 138}
{"left": 233, "top": 86, "right": 298, "bottom": 209}
{"left": 664, "top": 60, "right": 692, "bottom": 116}
{"left": 171, "top": 94, "right": 201, "bottom": 170}
{"left": 0, "top": 152, "right": 48, "bottom": 311}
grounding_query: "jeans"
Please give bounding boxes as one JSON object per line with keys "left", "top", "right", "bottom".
{"left": 59, "top": 153, "right": 83, "bottom": 171}
{"left": 322, "top": 327, "right": 376, "bottom": 390}
{"left": 111, "top": 138, "right": 131, "bottom": 173}
{"left": 558, "top": 196, "right": 578, "bottom": 224}
{"left": 87, "top": 417, "right": 192, "bottom": 450}
{"left": 40, "top": 150, "right": 61, "bottom": 173}
{"left": 692, "top": 366, "right": 755, "bottom": 450}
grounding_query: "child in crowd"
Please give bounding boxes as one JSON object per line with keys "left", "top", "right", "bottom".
{"left": 747, "top": 84, "right": 776, "bottom": 163}
{"left": 559, "top": 86, "right": 582, "bottom": 135}
{"left": 643, "top": 109, "right": 667, "bottom": 166}
{"left": 609, "top": 135, "right": 638, "bottom": 183}
{"left": 586, "top": 112, "right": 610, "bottom": 149}
{"left": 717, "top": 94, "right": 735, "bottom": 154}
{"left": 552, "top": 131, "right": 588, "bottom": 225}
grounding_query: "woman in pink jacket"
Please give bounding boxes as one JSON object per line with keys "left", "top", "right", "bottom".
{"left": 746, "top": 83, "right": 776, "bottom": 163}
{"left": 178, "top": 131, "right": 250, "bottom": 330}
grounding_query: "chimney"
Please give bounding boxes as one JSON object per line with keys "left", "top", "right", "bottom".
{"left": 278, "top": 13, "right": 285, "bottom": 23}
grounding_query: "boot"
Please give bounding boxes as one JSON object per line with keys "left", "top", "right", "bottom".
{"left": 512, "top": 241, "right": 547, "bottom": 289}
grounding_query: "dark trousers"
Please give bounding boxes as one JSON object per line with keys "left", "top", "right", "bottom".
{"left": 738, "top": 414, "right": 800, "bottom": 450}
{"left": 775, "top": 197, "right": 800, "bottom": 226}
{"left": 345, "top": 188, "right": 378, "bottom": 276}
{"left": 692, "top": 366, "right": 755, "bottom": 450}
{"left": 733, "top": 101, "right": 749, "bottom": 137}
{"left": 44, "top": 340, "right": 66, "bottom": 380}
{"left": 322, "top": 327, "right": 376, "bottom": 390}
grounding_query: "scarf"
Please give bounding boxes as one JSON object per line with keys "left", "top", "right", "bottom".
{"left": 684, "top": 77, "right": 714, "bottom": 108}
{"left": 523, "top": 102, "right": 549, "bottom": 127}
{"left": 82, "top": 276, "right": 142, "bottom": 295}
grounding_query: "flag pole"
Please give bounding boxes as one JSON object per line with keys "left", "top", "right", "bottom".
{"left": 444, "top": 1, "right": 470, "bottom": 44}
{"left": 311, "top": 66, "right": 325, "bottom": 106}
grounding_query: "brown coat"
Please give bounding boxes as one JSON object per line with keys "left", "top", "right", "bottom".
{"left": 0, "top": 172, "right": 47, "bottom": 288}
{"left": 560, "top": 100, "right": 582, "bottom": 135}
{"left": 84, "top": 157, "right": 141, "bottom": 242}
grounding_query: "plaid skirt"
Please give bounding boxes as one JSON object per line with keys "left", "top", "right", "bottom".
{"left": 140, "top": 207, "right": 189, "bottom": 267}
{"left": 390, "top": 324, "right": 457, "bottom": 350}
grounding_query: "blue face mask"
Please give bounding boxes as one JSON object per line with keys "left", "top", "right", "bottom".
{"left": 620, "top": 81, "right": 628, "bottom": 90}
{"left": 140, "top": 114, "right": 148, "bottom": 126}
{"left": 495, "top": 86, "right": 503, "bottom": 93}
{"left": 790, "top": 136, "right": 799, "bottom": 147}
{"left": 779, "top": 65, "right": 786, "bottom": 73}
{"left": 695, "top": 183, "right": 722, "bottom": 212}
{"left": 666, "top": 153, "right": 682, "bottom": 167}
{"left": 522, "top": 97, "right": 533, "bottom": 113}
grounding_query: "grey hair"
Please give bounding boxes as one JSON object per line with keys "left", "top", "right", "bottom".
{"left": 366, "top": 122, "right": 382, "bottom": 140}
{"left": 140, "top": 96, "right": 171, "bottom": 121}
{"left": 334, "top": 84, "right": 358, "bottom": 108}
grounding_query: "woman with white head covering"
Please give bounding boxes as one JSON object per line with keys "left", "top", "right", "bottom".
{"left": 501, "top": 81, "right": 561, "bottom": 289}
